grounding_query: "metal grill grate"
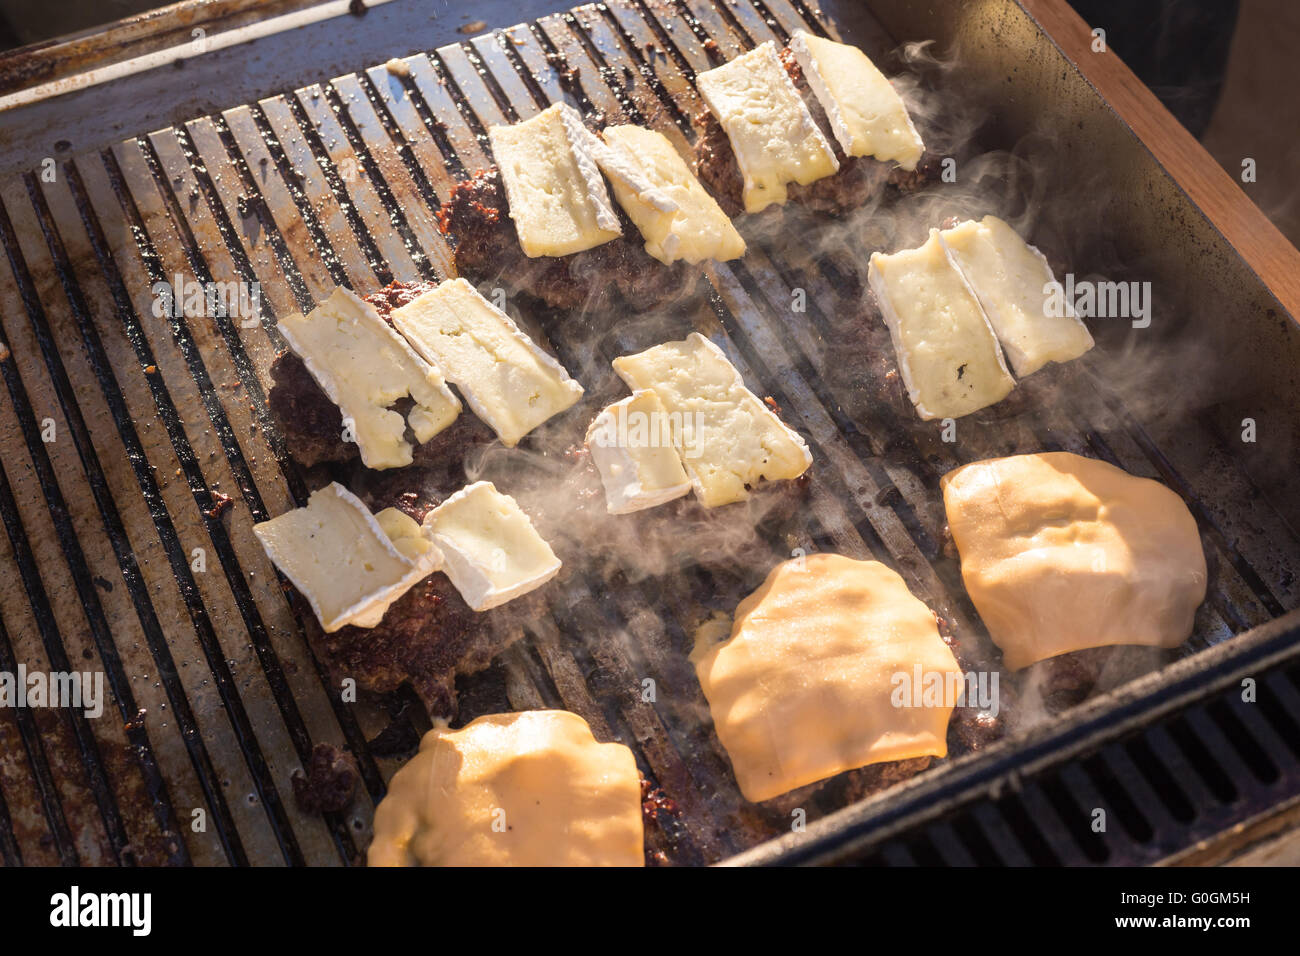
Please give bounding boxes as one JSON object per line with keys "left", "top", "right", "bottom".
{"left": 0, "top": 0, "right": 1296, "bottom": 866}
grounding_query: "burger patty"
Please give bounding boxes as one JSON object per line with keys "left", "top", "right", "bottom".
{"left": 437, "top": 167, "right": 699, "bottom": 311}
{"left": 1029, "top": 644, "right": 1177, "bottom": 712}
{"left": 692, "top": 112, "right": 898, "bottom": 218}
{"left": 840, "top": 755, "right": 935, "bottom": 802}
{"left": 692, "top": 45, "right": 940, "bottom": 218}
{"left": 301, "top": 473, "right": 538, "bottom": 716}
{"left": 267, "top": 280, "right": 495, "bottom": 470}
{"left": 268, "top": 349, "right": 356, "bottom": 469}
{"left": 312, "top": 566, "right": 531, "bottom": 717}
{"left": 822, "top": 618, "right": 1007, "bottom": 804}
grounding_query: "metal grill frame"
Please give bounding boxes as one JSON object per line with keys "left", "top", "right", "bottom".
{"left": 0, "top": 0, "right": 1296, "bottom": 866}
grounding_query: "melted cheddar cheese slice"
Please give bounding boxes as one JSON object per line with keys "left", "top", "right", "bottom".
{"left": 692, "top": 553, "right": 961, "bottom": 802}
{"left": 942, "top": 452, "right": 1207, "bottom": 669}
{"left": 368, "top": 710, "right": 644, "bottom": 867}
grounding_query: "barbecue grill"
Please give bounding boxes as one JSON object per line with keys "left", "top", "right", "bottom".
{"left": 0, "top": 0, "right": 1297, "bottom": 867}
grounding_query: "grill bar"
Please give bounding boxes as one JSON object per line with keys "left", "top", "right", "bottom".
{"left": 118, "top": 138, "right": 362, "bottom": 863}
{"left": 48, "top": 157, "right": 286, "bottom": 865}
{"left": 0, "top": 752, "right": 20, "bottom": 865}
{"left": 0, "top": 0, "right": 1295, "bottom": 866}
{"left": 1, "top": 184, "right": 191, "bottom": 865}
{"left": 167, "top": 114, "right": 393, "bottom": 812}
{"left": 0, "top": 195, "right": 186, "bottom": 865}
{"left": 92, "top": 150, "right": 315, "bottom": 865}
{"left": 0, "top": 596, "right": 81, "bottom": 864}
{"left": 0, "top": 178, "right": 242, "bottom": 866}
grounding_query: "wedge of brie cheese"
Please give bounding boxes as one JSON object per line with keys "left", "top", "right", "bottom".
{"left": 696, "top": 41, "right": 839, "bottom": 214}
{"left": 391, "top": 279, "right": 583, "bottom": 447}
{"left": 789, "top": 31, "right": 925, "bottom": 170}
{"left": 563, "top": 119, "right": 678, "bottom": 217}
{"left": 693, "top": 553, "right": 961, "bottom": 802}
{"left": 253, "top": 482, "right": 442, "bottom": 633}
{"left": 422, "top": 481, "right": 561, "bottom": 612}
{"left": 612, "top": 333, "right": 811, "bottom": 508}
{"left": 368, "top": 710, "right": 644, "bottom": 866}
{"left": 868, "top": 229, "right": 1015, "bottom": 419}
{"left": 277, "top": 287, "right": 461, "bottom": 470}
{"left": 597, "top": 125, "right": 745, "bottom": 265}
{"left": 942, "top": 452, "right": 1207, "bottom": 669}
{"left": 939, "top": 216, "right": 1094, "bottom": 377}
{"left": 585, "top": 390, "right": 692, "bottom": 514}
{"left": 488, "top": 103, "right": 621, "bottom": 258}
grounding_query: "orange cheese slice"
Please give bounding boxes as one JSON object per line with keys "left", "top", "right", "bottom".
{"left": 368, "top": 710, "right": 644, "bottom": 867}
{"left": 692, "top": 553, "right": 961, "bottom": 802}
{"left": 941, "top": 452, "right": 1207, "bottom": 669}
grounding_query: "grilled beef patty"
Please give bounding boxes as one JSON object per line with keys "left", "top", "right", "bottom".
{"left": 437, "top": 167, "right": 699, "bottom": 311}
{"left": 300, "top": 473, "right": 538, "bottom": 716}
{"left": 692, "top": 45, "right": 939, "bottom": 218}
{"left": 267, "top": 280, "right": 494, "bottom": 470}
{"left": 692, "top": 111, "right": 900, "bottom": 218}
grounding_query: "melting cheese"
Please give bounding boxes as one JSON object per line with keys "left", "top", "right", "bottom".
{"left": 563, "top": 119, "right": 678, "bottom": 216}
{"left": 940, "top": 216, "right": 1094, "bottom": 377}
{"left": 696, "top": 41, "right": 839, "bottom": 213}
{"left": 489, "top": 103, "right": 621, "bottom": 257}
{"left": 598, "top": 125, "right": 745, "bottom": 265}
{"left": 789, "top": 30, "right": 925, "bottom": 170}
{"left": 612, "top": 333, "right": 811, "bottom": 508}
{"left": 693, "top": 553, "right": 960, "bottom": 802}
{"left": 585, "top": 390, "right": 692, "bottom": 514}
{"left": 868, "top": 229, "right": 1015, "bottom": 420}
{"left": 422, "top": 481, "right": 561, "bottom": 611}
{"left": 391, "top": 279, "right": 583, "bottom": 447}
{"left": 253, "top": 482, "right": 442, "bottom": 632}
{"left": 375, "top": 506, "right": 440, "bottom": 565}
{"left": 277, "top": 287, "right": 461, "bottom": 470}
{"left": 368, "top": 710, "right": 644, "bottom": 867}
{"left": 941, "top": 452, "right": 1207, "bottom": 669}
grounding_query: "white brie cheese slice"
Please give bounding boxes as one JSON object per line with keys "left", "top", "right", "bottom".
{"left": 612, "top": 333, "right": 812, "bottom": 508}
{"left": 253, "top": 482, "right": 443, "bottom": 633}
{"left": 585, "top": 390, "right": 692, "bottom": 514}
{"left": 422, "top": 481, "right": 561, "bottom": 611}
{"left": 868, "top": 230, "right": 1016, "bottom": 420}
{"left": 488, "top": 103, "right": 621, "bottom": 257}
{"left": 598, "top": 125, "right": 745, "bottom": 265}
{"left": 695, "top": 41, "right": 839, "bottom": 214}
{"left": 789, "top": 30, "right": 925, "bottom": 170}
{"left": 391, "top": 279, "right": 584, "bottom": 447}
{"left": 939, "top": 216, "right": 1095, "bottom": 377}
{"left": 277, "top": 287, "right": 461, "bottom": 470}
{"left": 564, "top": 119, "right": 678, "bottom": 216}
